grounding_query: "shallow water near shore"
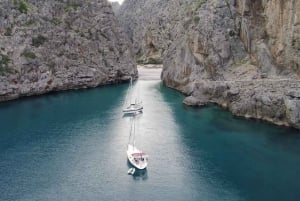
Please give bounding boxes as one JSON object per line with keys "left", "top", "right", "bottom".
{"left": 0, "top": 70, "right": 300, "bottom": 201}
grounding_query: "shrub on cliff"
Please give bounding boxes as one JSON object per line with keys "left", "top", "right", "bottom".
{"left": 0, "top": 54, "right": 11, "bottom": 75}
{"left": 148, "top": 57, "right": 162, "bottom": 64}
{"left": 21, "top": 50, "right": 36, "bottom": 59}
{"left": 193, "top": 16, "right": 200, "bottom": 24}
{"left": 18, "top": 0, "right": 28, "bottom": 14}
{"left": 65, "top": 3, "right": 81, "bottom": 12}
{"left": 195, "top": 0, "right": 206, "bottom": 10}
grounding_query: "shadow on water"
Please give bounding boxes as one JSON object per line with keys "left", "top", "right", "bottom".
{"left": 126, "top": 160, "right": 148, "bottom": 181}
{"left": 132, "top": 169, "right": 148, "bottom": 181}
{"left": 122, "top": 111, "right": 143, "bottom": 118}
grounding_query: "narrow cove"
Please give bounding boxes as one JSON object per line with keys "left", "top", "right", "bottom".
{"left": 0, "top": 69, "right": 299, "bottom": 201}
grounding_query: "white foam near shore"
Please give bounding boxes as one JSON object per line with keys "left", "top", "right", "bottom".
{"left": 138, "top": 65, "right": 162, "bottom": 81}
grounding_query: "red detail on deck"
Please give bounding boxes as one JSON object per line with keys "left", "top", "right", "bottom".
{"left": 132, "top": 153, "right": 146, "bottom": 157}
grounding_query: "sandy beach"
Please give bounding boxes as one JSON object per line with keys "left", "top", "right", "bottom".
{"left": 138, "top": 65, "right": 162, "bottom": 80}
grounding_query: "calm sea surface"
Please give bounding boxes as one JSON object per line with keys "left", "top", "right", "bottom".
{"left": 0, "top": 70, "right": 300, "bottom": 201}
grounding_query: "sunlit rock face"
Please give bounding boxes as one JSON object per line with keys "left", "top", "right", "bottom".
{"left": 118, "top": 0, "right": 300, "bottom": 129}
{"left": 117, "top": 0, "right": 191, "bottom": 65}
{"left": 110, "top": 1, "right": 120, "bottom": 13}
{"left": 0, "top": 0, "right": 137, "bottom": 102}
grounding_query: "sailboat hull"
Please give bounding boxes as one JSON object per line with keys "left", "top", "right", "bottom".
{"left": 127, "top": 145, "right": 148, "bottom": 170}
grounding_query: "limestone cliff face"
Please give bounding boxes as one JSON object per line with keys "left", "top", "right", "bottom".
{"left": 118, "top": 0, "right": 300, "bottom": 129}
{"left": 0, "top": 0, "right": 137, "bottom": 102}
{"left": 118, "top": 0, "right": 190, "bottom": 64}
{"left": 236, "top": 0, "right": 300, "bottom": 77}
{"left": 110, "top": 2, "right": 120, "bottom": 13}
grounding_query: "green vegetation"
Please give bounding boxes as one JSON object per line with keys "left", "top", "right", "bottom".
{"left": 147, "top": 57, "right": 162, "bottom": 64}
{"left": 138, "top": 57, "right": 162, "bottom": 65}
{"left": 136, "top": 58, "right": 144, "bottom": 64}
{"left": 50, "top": 18, "right": 62, "bottom": 25}
{"left": 65, "top": 3, "right": 81, "bottom": 12}
{"left": 32, "top": 35, "right": 47, "bottom": 47}
{"left": 13, "top": 0, "right": 30, "bottom": 13}
{"left": 195, "top": 0, "right": 206, "bottom": 10}
{"left": 18, "top": 0, "right": 28, "bottom": 14}
{"left": 21, "top": 50, "right": 36, "bottom": 59}
{"left": 184, "top": 0, "right": 206, "bottom": 27}
{"left": 0, "top": 54, "right": 10, "bottom": 67}
{"left": 193, "top": 16, "right": 200, "bottom": 24}
{"left": 0, "top": 54, "right": 11, "bottom": 75}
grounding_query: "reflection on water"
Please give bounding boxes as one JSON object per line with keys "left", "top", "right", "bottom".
{"left": 0, "top": 75, "right": 299, "bottom": 201}
{"left": 122, "top": 111, "right": 143, "bottom": 118}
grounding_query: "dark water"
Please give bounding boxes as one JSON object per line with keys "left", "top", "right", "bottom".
{"left": 0, "top": 80, "right": 300, "bottom": 201}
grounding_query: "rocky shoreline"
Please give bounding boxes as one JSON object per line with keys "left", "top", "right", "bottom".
{"left": 0, "top": 74, "right": 135, "bottom": 102}
{"left": 180, "top": 79, "right": 300, "bottom": 129}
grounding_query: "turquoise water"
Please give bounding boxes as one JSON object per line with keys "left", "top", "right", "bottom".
{"left": 0, "top": 80, "right": 300, "bottom": 201}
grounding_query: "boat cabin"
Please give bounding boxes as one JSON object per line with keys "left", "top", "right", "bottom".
{"left": 132, "top": 153, "right": 148, "bottom": 162}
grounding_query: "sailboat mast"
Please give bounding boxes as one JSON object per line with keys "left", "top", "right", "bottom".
{"left": 133, "top": 117, "right": 136, "bottom": 148}
{"left": 128, "top": 117, "right": 132, "bottom": 146}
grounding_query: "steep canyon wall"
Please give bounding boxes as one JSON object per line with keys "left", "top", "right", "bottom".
{"left": 118, "top": 0, "right": 300, "bottom": 129}
{"left": 0, "top": 0, "right": 137, "bottom": 102}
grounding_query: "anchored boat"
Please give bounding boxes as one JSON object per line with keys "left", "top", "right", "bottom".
{"left": 127, "top": 117, "right": 148, "bottom": 170}
{"left": 123, "top": 77, "right": 143, "bottom": 115}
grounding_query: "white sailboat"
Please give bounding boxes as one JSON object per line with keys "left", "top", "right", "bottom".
{"left": 127, "top": 117, "right": 148, "bottom": 170}
{"left": 123, "top": 77, "right": 143, "bottom": 114}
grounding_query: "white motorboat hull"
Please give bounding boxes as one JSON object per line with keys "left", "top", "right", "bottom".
{"left": 127, "top": 144, "right": 148, "bottom": 170}
{"left": 123, "top": 104, "right": 143, "bottom": 114}
{"left": 123, "top": 76, "right": 143, "bottom": 114}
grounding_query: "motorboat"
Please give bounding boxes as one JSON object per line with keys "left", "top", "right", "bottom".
{"left": 123, "top": 77, "right": 143, "bottom": 115}
{"left": 123, "top": 102, "right": 143, "bottom": 114}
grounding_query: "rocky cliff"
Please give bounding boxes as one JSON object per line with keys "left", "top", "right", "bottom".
{"left": 110, "top": 2, "right": 120, "bottom": 13}
{"left": 0, "top": 0, "right": 137, "bottom": 102}
{"left": 118, "top": 0, "right": 300, "bottom": 129}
